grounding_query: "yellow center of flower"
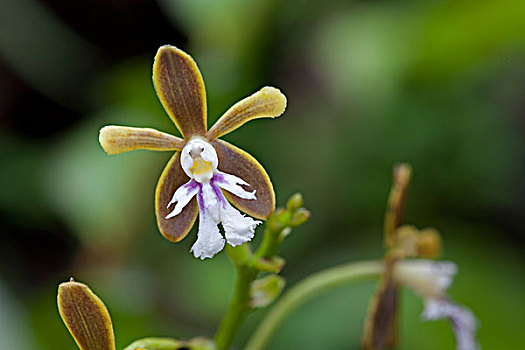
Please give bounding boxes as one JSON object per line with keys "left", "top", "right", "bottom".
{"left": 190, "top": 157, "right": 213, "bottom": 177}
{"left": 180, "top": 137, "right": 218, "bottom": 183}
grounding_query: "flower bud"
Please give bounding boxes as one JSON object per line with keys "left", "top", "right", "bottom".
{"left": 395, "top": 225, "right": 419, "bottom": 256}
{"left": 290, "top": 208, "right": 311, "bottom": 227}
{"left": 416, "top": 229, "right": 442, "bottom": 258}
{"left": 267, "top": 208, "right": 286, "bottom": 232}
{"left": 250, "top": 275, "right": 286, "bottom": 308}
{"left": 286, "top": 193, "right": 304, "bottom": 212}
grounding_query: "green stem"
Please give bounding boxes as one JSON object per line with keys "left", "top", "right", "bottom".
{"left": 214, "top": 225, "right": 284, "bottom": 349}
{"left": 214, "top": 200, "right": 308, "bottom": 349}
{"left": 214, "top": 243, "right": 260, "bottom": 350}
{"left": 254, "top": 227, "right": 281, "bottom": 259}
{"left": 244, "top": 260, "right": 385, "bottom": 350}
{"left": 214, "top": 265, "right": 257, "bottom": 350}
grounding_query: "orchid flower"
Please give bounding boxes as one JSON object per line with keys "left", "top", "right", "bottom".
{"left": 395, "top": 260, "right": 479, "bottom": 350}
{"left": 99, "top": 45, "right": 286, "bottom": 259}
{"left": 364, "top": 165, "right": 480, "bottom": 350}
{"left": 364, "top": 257, "right": 479, "bottom": 350}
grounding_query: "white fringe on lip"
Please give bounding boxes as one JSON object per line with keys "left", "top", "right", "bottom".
{"left": 190, "top": 180, "right": 261, "bottom": 260}
{"left": 422, "top": 298, "right": 480, "bottom": 350}
{"left": 393, "top": 260, "right": 479, "bottom": 350}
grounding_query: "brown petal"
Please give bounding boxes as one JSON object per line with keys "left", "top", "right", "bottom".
{"left": 155, "top": 152, "right": 198, "bottom": 243}
{"left": 362, "top": 257, "right": 399, "bottom": 350}
{"left": 57, "top": 280, "right": 116, "bottom": 350}
{"left": 153, "top": 45, "right": 207, "bottom": 138}
{"left": 384, "top": 163, "right": 412, "bottom": 248}
{"left": 213, "top": 139, "right": 275, "bottom": 219}
{"left": 206, "top": 87, "right": 287, "bottom": 141}
{"left": 99, "top": 125, "right": 185, "bottom": 155}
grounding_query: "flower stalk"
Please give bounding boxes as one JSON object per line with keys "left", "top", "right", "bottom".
{"left": 245, "top": 260, "right": 385, "bottom": 350}
{"left": 214, "top": 194, "right": 310, "bottom": 350}
{"left": 214, "top": 252, "right": 259, "bottom": 350}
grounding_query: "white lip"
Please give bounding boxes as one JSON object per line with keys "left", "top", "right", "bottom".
{"left": 394, "top": 260, "right": 457, "bottom": 298}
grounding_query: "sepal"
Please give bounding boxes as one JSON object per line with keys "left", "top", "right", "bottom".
{"left": 99, "top": 126, "right": 185, "bottom": 155}
{"left": 57, "top": 279, "right": 116, "bottom": 350}
{"left": 153, "top": 46, "right": 207, "bottom": 138}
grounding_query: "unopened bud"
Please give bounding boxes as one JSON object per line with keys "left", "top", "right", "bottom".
{"left": 279, "top": 227, "right": 292, "bottom": 240}
{"left": 286, "top": 193, "right": 304, "bottom": 212}
{"left": 395, "top": 225, "right": 419, "bottom": 256}
{"left": 276, "top": 207, "right": 292, "bottom": 225}
{"left": 290, "top": 208, "right": 311, "bottom": 227}
{"left": 416, "top": 229, "right": 442, "bottom": 258}
{"left": 250, "top": 275, "right": 286, "bottom": 308}
{"left": 267, "top": 208, "right": 286, "bottom": 232}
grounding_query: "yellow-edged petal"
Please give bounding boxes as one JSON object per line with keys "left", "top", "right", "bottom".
{"left": 213, "top": 139, "right": 275, "bottom": 220}
{"left": 99, "top": 125, "right": 185, "bottom": 155}
{"left": 155, "top": 152, "right": 198, "bottom": 243}
{"left": 57, "top": 280, "right": 116, "bottom": 350}
{"left": 206, "top": 86, "right": 287, "bottom": 141}
{"left": 153, "top": 45, "right": 207, "bottom": 138}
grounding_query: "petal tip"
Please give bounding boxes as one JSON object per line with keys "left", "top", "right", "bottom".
{"left": 155, "top": 44, "right": 181, "bottom": 55}
{"left": 261, "top": 86, "right": 287, "bottom": 117}
{"left": 155, "top": 45, "right": 193, "bottom": 64}
{"left": 98, "top": 125, "right": 119, "bottom": 155}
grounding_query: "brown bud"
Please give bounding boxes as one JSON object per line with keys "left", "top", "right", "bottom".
{"left": 416, "top": 228, "right": 442, "bottom": 258}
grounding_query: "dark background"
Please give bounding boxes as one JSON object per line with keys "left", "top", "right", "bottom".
{"left": 1, "top": 0, "right": 524, "bottom": 349}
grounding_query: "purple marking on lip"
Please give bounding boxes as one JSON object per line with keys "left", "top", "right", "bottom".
{"left": 213, "top": 172, "right": 225, "bottom": 184}
{"left": 185, "top": 179, "right": 199, "bottom": 193}
{"left": 196, "top": 182, "right": 205, "bottom": 218}
{"left": 211, "top": 174, "right": 228, "bottom": 208}
{"left": 167, "top": 180, "right": 199, "bottom": 209}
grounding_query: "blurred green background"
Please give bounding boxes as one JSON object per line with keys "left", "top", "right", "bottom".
{"left": 1, "top": 0, "right": 525, "bottom": 349}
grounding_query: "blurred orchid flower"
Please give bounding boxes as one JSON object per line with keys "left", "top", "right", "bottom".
{"left": 99, "top": 45, "right": 286, "bottom": 259}
{"left": 364, "top": 257, "right": 479, "bottom": 350}
{"left": 364, "top": 163, "right": 479, "bottom": 350}
{"left": 395, "top": 260, "right": 479, "bottom": 350}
